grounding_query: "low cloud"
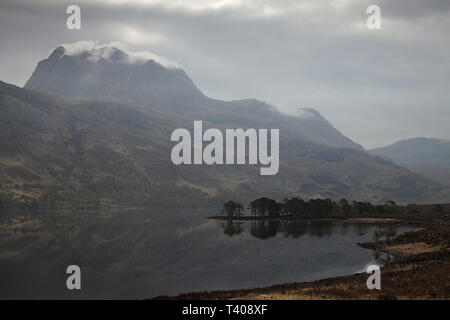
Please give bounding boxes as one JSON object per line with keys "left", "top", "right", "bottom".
{"left": 61, "top": 40, "right": 180, "bottom": 68}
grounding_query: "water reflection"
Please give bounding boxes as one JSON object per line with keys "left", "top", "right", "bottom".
{"left": 0, "top": 209, "right": 416, "bottom": 299}
{"left": 371, "top": 225, "right": 399, "bottom": 265}
{"left": 220, "top": 219, "right": 339, "bottom": 239}
{"left": 373, "top": 250, "right": 393, "bottom": 265}
{"left": 221, "top": 220, "right": 244, "bottom": 237}
{"left": 220, "top": 219, "right": 400, "bottom": 266}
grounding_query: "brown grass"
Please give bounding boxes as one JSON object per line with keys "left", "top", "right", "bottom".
{"left": 384, "top": 242, "right": 442, "bottom": 257}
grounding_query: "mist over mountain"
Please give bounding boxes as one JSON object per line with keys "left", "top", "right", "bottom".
{"left": 370, "top": 138, "right": 450, "bottom": 188}
{"left": 0, "top": 42, "right": 447, "bottom": 207}
{"left": 25, "top": 43, "right": 362, "bottom": 151}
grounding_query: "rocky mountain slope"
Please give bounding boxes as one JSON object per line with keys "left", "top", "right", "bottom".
{"left": 0, "top": 43, "right": 446, "bottom": 207}
{"left": 25, "top": 43, "right": 362, "bottom": 151}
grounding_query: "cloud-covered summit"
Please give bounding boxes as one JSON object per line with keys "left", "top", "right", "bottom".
{"left": 294, "top": 108, "right": 327, "bottom": 121}
{"left": 24, "top": 41, "right": 199, "bottom": 107}
{"left": 58, "top": 41, "right": 180, "bottom": 69}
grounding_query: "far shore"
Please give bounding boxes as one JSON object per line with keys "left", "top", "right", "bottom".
{"left": 206, "top": 215, "right": 427, "bottom": 227}
{"left": 206, "top": 215, "right": 343, "bottom": 221}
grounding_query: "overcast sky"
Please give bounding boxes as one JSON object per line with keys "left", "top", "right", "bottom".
{"left": 1, "top": 0, "right": 449, "bottom": 148}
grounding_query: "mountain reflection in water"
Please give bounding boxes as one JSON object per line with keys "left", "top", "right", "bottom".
{"left": 0, "top": 209, "right": 416, "bottom": 299}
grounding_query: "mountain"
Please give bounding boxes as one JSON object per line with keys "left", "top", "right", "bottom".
{"left": 0, "top": 42, "right": 446, "bottom": 207}
{"left": 25, "top": 45, "right": 205, "bottom": 115}
{"left": 370, "top": 138, "right": 450, "bottom": 169}
{"left": 25, "top": 43, "right": 362, "bottom": 151}
{"left": 370, "top": 138, "right": 450, "bottom": 187}
{"left": 1, "top": 80, "right": 443, "bottom": 207}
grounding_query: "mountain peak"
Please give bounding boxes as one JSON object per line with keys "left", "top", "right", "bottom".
{"left": 24, "top": 41, "right": 202, "bottom": 105}
{"left": 291, "top": 107, "right": 363, "bottom": 150}
{"left": 391, "top": 137, "right": 448, "bottom": 146}
{"left": 23, "top": 41, "right": 363, "bottom": 150}
{"left": 55, "top": 41, "right": 180, "bottom": 69}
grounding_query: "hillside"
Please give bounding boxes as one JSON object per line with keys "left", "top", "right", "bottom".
{"left": 0, "top": 43, "right": 447, "bottom": 208}
{"left": 25, "top": 43, "right": 362, "bottom": 151}
{"left": 370, "top": 138, "right": 450, "bottom": 187}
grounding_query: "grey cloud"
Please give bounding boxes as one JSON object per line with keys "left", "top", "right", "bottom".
{"left": 0, "top": 0, "right": 449, "bottom": 148}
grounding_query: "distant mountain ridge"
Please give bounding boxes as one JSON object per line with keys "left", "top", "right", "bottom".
{"left": 370, "top": 138, "right": 450, "bottom": 169}
{"left": 370, "top": 137, "right": 450, "bottom": 188}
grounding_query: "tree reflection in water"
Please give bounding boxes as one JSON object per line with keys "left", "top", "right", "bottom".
{"left": 250, "top": 219, "right": 279, "bottom": 239}
{"left": 220, "top": 219, "right": 341, "bottom": 239}
{"left": 221, "top": 220, "right": 244, "bottom": 237}
{"left": 372, "top": 225, "right": 399, "bottom": 265}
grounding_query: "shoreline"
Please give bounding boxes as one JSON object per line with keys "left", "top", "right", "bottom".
{"left": 154, "top": 220, "right": 450, "bottom": 300}
{"left": 206, "top": 216, "right": 344, "bottom": 221}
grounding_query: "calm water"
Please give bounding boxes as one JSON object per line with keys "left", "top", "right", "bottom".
{"left": 0, "top": 208, "right": 417, "bottom": 299}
